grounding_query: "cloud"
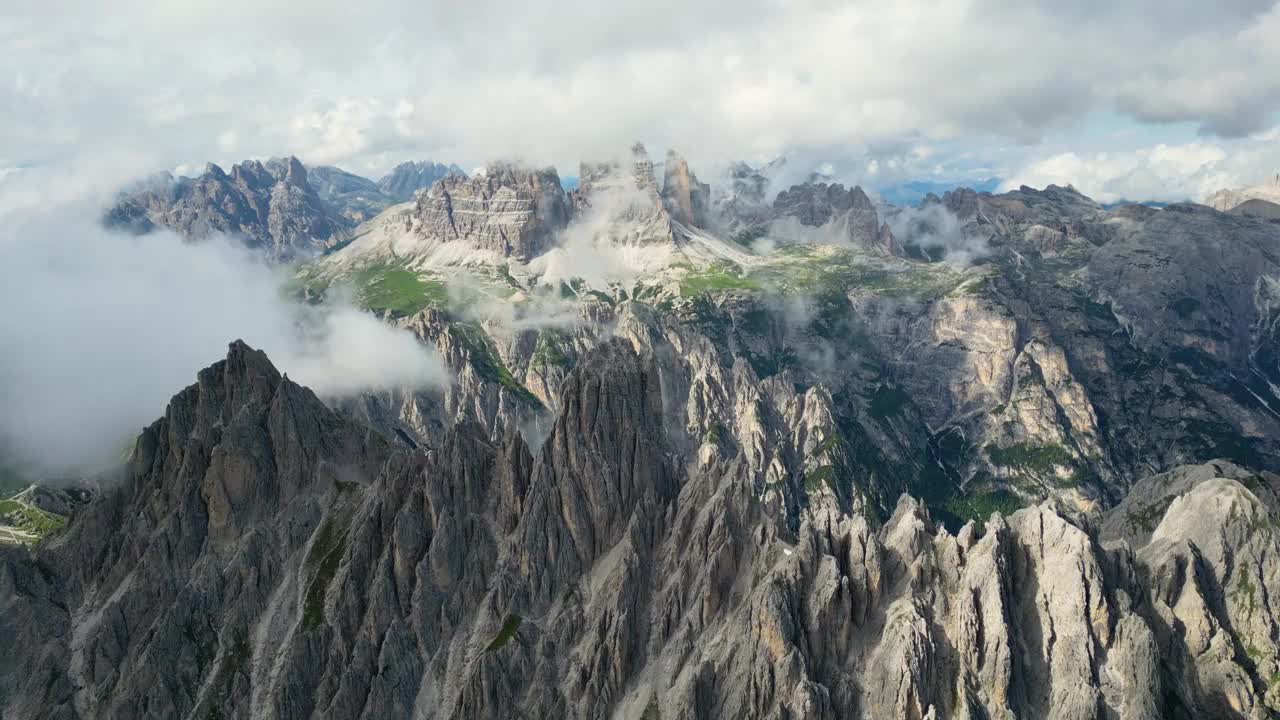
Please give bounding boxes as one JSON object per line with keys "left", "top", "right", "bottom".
{"left": 0, "top": 163, "right": 448, "bottom": 474}
{"left": 885, "top": 203, "right": 991, "bottom": 268}
{"left": 1001, "top": 137, "right": 1280, "bottom": 203}
{"left": 5, "top": 0, "right": 1280, "bottom": 177}
{"left": 529, "top": 184, "right": 676, "bottom": 292}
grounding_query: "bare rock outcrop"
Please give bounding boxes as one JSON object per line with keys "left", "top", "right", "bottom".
{"left": 409, "top": 164, "right": 571, "bottom": 260}
{"left": 5, "top": 330, "right": 1280, "bottom": 720}
{"left": 106, "top": 157, "right": 350, "bottom": 260}
{"left": 772, "top": 181, "right": 898, "bottom": 254}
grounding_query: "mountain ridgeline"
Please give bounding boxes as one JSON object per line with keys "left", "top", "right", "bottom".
{"left": 6, "top": 153, "right": 1280, "bottom": 718}
{"left": 105, "top": 157, "right": 465, "bottom": 260}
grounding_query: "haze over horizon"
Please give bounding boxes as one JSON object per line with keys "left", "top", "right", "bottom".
{"left": 4, "top": 0, "right": 1280, "bottom": 205}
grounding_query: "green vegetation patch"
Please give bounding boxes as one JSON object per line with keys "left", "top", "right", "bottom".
{"left": 0, "top": 499, "right": 68, "bottom": 540}
{"left": 531, "top": 331, "right": 571, "bottom": 368}
{"left": 985, "top": 442, "right": 1071, "bottom": 473}
{"left": 803, "top": 465, "right": 838, "bottom": 493}
{"left": 1169, "top": 297, "right": 1201, "bottom": 318}
{"left": 302, "top": 516, "right": 350, "bottom": 630}
{"left": 1125, "top": 497, "right": 1173, "bottom": 533}
{"left": 450, "top": 323, "right": 543, "bottom": 407}
{"left": 731, "top": 226, "right": 769, "bottom": 247}
{"left": 484, "top": 614, "right": 523, "bottom": 653}
{"left": 754, "top": 245, "right": 960, "bottom": 299}
{"left": 1231, "top": 570, "right": 1259, "bottom": 616}
{"left": 943, "top": 489, "right": 1024, "bottom": 534}
{"left": 334, "top": 479, "right": 362, "bottom": 495}
{"left": 803, "top": 428, "right": 848, "bottom": 495}
{"left": 703, "top": 423, "right": 725, "bottom": 446}
{"left": 354, "top": 264, "right": 449, "bottom": 316}
{"left": 867, "top": 384, "right": 910, "bottom": 420}
{"left": 811, "top": 427, "right": 846, "bottom": 460}
{"left": 679, "top": 262, "right": 761, "bottom": 298}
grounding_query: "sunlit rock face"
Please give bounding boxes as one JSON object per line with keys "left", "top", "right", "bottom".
{"left": 410, "top": 164, "right": 571, "bottom": 261}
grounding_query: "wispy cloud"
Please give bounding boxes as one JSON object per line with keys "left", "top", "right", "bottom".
{"left": 0, "top": 162, "right": 447, "bottom": 474}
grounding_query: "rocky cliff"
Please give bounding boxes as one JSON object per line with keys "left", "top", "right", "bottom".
{"left": 45, "top": 158, "right": 1280, "bottom": 719}
{"left": 410, "top": 164, "right": 571, "bottom": 261}
{"left": 662, "top": 150, "right": 712, "bottom": 227}
{"left": 106, "top": 157, "right": 350, "bottom": 261}
{"left": 377, "top": 161, "right": 466, "bottom": 202}
{"left": 3, "top": 337, "right": 1279, "bottom": 719}
{"left": 104, "top": 158, "right": 468, "bottom": 260}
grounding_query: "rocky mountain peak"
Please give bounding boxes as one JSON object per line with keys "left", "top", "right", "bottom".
{"left": 773, "top": 181, "right": 897, "bottom": 253}
{"left": 562, "top": 143, "right": 682, "bottom": 245}
{"left": 7, "top": 329, "right": 1280, "bottom": 719}
{"left": 281, "top": 155, "right": 308, "bottom": 187}
{"left": 661, "top": 149, "right": 711, "bottom": 227}
{"left": 229, "top": 158, "right": 272, "bottom": 189}
{"left": 410, "top": 163, "right": 570, "bottom": 260}
{"left": 378, "top": 160, "right": 465, "bottom": 201}
{"left": 106, "top": 156, "right": 350, "bottom": 260}
{"left": 1205, "top": 173, "right": 1280, "bottom": 212}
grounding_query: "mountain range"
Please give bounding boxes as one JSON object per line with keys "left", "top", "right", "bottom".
{"left": 104, "top": 157, "right": 464, "bottom": 260}
{"left": 1205, "top": 175, "right": 1280, "bottom": 213}
{"left": 4, "top": 149, "right": 1280, "bottom": 719}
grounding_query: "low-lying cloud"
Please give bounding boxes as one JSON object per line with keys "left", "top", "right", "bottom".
{"left": 530, "top": 184, "right": 676, "bottom": 293}
{"left": 885, "top": 203, "right": 991, "bottom": 268}
{"left": 0, "top": 174, "right": 448, "bottom": 474}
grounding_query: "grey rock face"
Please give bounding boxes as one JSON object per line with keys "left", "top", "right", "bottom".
{"left": 1230, "top": 199, "right": 1280, "bottom": 221}
{"left": 712, "top": 160, "right": 776, "bottom": 234}
{"left": 106, "top": 157, "right": 349, "bottom": 260}
{"left": 31, "top": 164, "right": 1280, "bottom": 718}
{"left": 377, "top": 161, "right": 466, "bottom": 202}
{"left": 570, "top": 143, "right": 682, "bottom": 246}
{"left": 409, "top": 164, "right": 571, "bottom": 260}
{"left": 772, "top": 182, "right": 898, "bottom": 254}
{"left": 5, "top": 333, "right": 1280, "bottom": 719}
{"left": 661, "top": 150, "right": 711, "bottom": 227}
{"left": 303, "top": 165, "right": 393, "bottom": 223}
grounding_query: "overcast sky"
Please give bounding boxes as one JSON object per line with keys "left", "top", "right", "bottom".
{"left": 4, "top": 0, "right": 1280, "bottom": 202}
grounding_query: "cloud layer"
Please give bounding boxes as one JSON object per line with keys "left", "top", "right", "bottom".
{"left": 0, "top": 163, "right": 448, "bottom": 473}
{"left": 5, "top": 0, "right": 1280, "bottom": 183}
{"left": 1001, "top": 136, "right": 1280, "bottom": 203}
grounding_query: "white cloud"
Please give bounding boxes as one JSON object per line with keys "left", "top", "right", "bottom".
{"left": 0, "top": 161, "right": 448, "bottom": 474}
{"left": 4, "top": 0, "right": 1280, "bottom": 177}
{"left": 1001, "top": 137, "right": 1280, "bottom": 203}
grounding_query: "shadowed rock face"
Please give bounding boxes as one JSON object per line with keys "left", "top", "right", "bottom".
{"left": 1229, "top": 198, "right": 1280, "bottom": 221}
{"left": 5, "top": 335, "right": 1280, "bottom": 719}
{"left": 662, "top": 150, "right": 711, "bottom": 227}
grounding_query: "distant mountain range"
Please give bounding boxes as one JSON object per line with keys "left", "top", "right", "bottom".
{"left": 10, "top": 146, "right": 1280, "bottom": 719}
{"left": 1205, "top": 174, "right": 1280, "bottom": 211}
{"left": 874, "top": 176, "right": 1001, "bottom": 205}
{"left": 104, "top": 157, "right": 465, "bottom": 260}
